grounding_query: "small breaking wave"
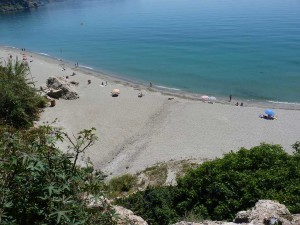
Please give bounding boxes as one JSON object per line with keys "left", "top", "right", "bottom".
{"left": 267, "top": 100, "right": 300, "bottom": 105}
{"left": 5, "top": 46, "right": 17, "bottom": 49}
{"left": 39, "top": 52, "right": 50, "bottom": 56}
{"left": 156, "top": 85, "right": 181, "bottom": 91}
{"left": 80, "top": 65, "right": 94, "bottom": 70}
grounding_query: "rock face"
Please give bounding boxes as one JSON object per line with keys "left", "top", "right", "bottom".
{"left": 46, "top": 76, "right": 79, "bottom": 100}
{"left": 114, "top": 205, "right": 148, "bottom": 225}
{"left": 85, "top": 195, "right": 148, "bottom": 225}
{"left": 243, "top": 200, "right": 293, "bottom": 225}
{"left": 172, "top": 200, "right": 299, "bottom": 225}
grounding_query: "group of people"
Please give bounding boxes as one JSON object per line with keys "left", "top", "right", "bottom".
{"left": 259, "top": 114, "right": 275, "bottom": 120}
{"left": 101, "top": 81, "right": 108, "bottom": 86}
{"left": 74, "top": 62, "right": 79, "bottom": 68}
{"left": 229, "top": 95, "right": 243, "bottom": 106}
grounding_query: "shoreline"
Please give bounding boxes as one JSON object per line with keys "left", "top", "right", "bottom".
{"left": 1, "top": 45, "right": 300, "bottom": 176}
{"left": 1, "top": 45, "right": 300, "bottom": 110}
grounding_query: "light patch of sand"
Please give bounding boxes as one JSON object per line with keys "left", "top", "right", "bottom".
{"left": 1, "top": 46, "right": 300, "bottom": 177}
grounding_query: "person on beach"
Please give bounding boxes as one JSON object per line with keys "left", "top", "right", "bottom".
{"left": 235, "top": 102, "right": 239, "bottom": 106}
{"left": 229, "top": 94, "right": 232, "bottom": 102}
{"left": 150, "top": 82, "right": 152, "bottom": 87}
{"left": 240, "top": 102, "right": 243, "bottom": 106}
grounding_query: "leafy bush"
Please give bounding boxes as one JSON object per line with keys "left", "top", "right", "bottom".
{"left": 117, "top": 143, "right": 300, "bottom": 224}
{"left": 0, "top": 125, "right": 116, "bottom": 225}
{"left": 143, "top": 164, "right": 168, "bottom": 187}
{"left": 0, "top": 58, "right": 46, "bottom": 128}
{"left": 116, "top": 187, "right": 179, "bottom": 225}
{"left": 109, "top": 174, "right": 137, "bottom": 194}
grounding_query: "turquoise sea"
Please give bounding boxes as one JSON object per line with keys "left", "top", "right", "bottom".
{"left": 1, "top": 0, "right": 300, "bottom": 103}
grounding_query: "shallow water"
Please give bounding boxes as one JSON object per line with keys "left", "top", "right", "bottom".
{"left": 1, "top": 0, "right": 300, "bottom": 103}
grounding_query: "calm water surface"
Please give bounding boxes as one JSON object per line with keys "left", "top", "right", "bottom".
{"left": 1, "top": 0, "right": 300, "bottom": 102}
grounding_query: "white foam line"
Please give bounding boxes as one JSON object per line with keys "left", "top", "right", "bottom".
{"left": 4, "top": 46, "right": 17, "bottom": 49}
{"left": 39, "top": 52, "right": 50, "bottom": 56}
{"left": 268, "top": 100, "right": 300, "bottom": 105}
{"left": 80, "top": 65, "right": 94, "bottom": 70}
{"left": 156, "top": 85, "right": 181, "bottom": 91}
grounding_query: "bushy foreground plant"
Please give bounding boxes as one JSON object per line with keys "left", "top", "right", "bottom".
{"left": 108, "top": 174, "right": 137, "bottom": 196}
{"left": 117, "top": 186, "right": 179, "bottom": 225}
{"left": 0, "top": 125, "right": 116, "bottom": 225}
{"left": 0, "top": 58, "right": 46, "bottom": 128}
{"left": 117, "top": 143, "right": 300, "bottom": 225}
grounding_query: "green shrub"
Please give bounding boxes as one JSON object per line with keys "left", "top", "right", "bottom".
{"left": 143, "top": 164, "right": 168, "bottom": 187}
{"left": 109, "top": 174, "right": 137, "bottom": 194}
{"left": 176, "top": 143, "right": 300, "bottom": 220}
{"left": 117, "top": 143, "right": 300, "bottom": 225}
{"left": 0, "top": 58, "right": 46, "bottom": 128}
{"left": 0, "top": 125, "right": 116, "bottom": 225}
{"left": 116, "top": 187, "right": 179, "bottom": 225}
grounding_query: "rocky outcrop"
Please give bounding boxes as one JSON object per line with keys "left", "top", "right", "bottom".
{"left": 173, "top": 222, "right": 235, "bottom": 225}
{"left": 238, "top": 200, "right": 294, "bottom": 225}
{"left": 114, "top": 205, "right": 148, "bottom": 225}
{"left": 85, "top": 195, "right": 148, "bottom": 225}
{"left": 85, "top": 197, "right": 298, "bottom": 225}
{"left": 46, "top": 76, "right": 79, "bottom": 100}
{"left": 172, "top": 200, "right": 299, "bottom": 225}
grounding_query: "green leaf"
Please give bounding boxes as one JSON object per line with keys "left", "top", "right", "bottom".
{"left": 49, "top": 209, "right": 71, "bottom": 224}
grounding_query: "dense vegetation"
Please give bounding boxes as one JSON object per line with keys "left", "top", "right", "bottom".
{"left": 0, "top": 125, "right": 117, "bottom": 224}
{"left": 0, "top": 59, "right": 116, "bottom": 224}
{"left": 117, "top": 143, "right": 300, "bottom": 225}
{"left": 0, "top": 58, "right": 47, "bottom": 128}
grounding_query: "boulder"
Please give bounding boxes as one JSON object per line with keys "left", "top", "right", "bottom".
{"left": 172, "top": 200, "right": 298, "bottom": 225}
{"left": 84, "top": 195, "right": 148, "bottom": 225}
{"left": 46, "top": 76, "right": 79, "bottom": 100}
{"left": 248, "top": 200, "right": 293, "bottom": 225}
{"left": 47, "top": 89, "right": 64, "bottom": 99}
{"left": 172, "top": 221, "right": 236, "bottom": 225}
{"left": 114, "top": 205, "right": 148, "bottom": 225}
{"left": 292, "top": 214, "right": 300, "bottom": 224}
{"left": 234, "top": 210, "right": 250, "bottom": 223}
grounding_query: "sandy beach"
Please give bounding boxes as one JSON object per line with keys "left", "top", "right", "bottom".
{"left": 1, "top": 46, "right": 300, "bottom": 176}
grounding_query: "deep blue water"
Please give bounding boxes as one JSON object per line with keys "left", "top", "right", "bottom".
{"left": 1, "top": 0, "right": 300, "bottom": 102}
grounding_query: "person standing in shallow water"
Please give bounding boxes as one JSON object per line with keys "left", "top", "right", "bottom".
{"left": 229, "top": 94, "right": 232, "bottom": 102}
